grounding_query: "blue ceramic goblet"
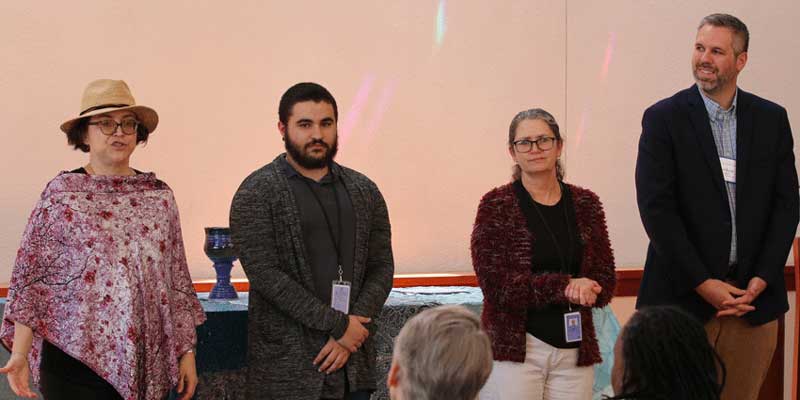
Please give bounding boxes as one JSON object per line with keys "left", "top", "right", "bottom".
{"left": 204, "top": 227, "right": 239, "bottom": 300}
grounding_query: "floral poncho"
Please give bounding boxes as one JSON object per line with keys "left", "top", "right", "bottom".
{"left": 1, "top": 172, "right": 206, "bottom": 400}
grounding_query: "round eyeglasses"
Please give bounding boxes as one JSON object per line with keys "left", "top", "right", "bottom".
{"left": 512, "top": 136, "right": 558, "bottom": 152}
{"left": 88, "top": 119, "right": 140, "bottom": 136}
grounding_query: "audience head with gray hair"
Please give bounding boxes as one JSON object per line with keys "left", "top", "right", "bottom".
{"left": 389, "top": 305, "right": 493, "bottom": 400}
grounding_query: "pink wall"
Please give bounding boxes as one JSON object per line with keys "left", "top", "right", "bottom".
{"left": 1, "top": 1, "right": 798, "bottom": 283}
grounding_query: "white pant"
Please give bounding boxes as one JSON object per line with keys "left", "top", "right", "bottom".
{"left": 479, "top": 334, "right": 594, "bottom": 400}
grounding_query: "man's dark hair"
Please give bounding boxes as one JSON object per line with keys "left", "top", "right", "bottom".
{"left": 278, "top": 82, "right": 338, "bottom": 125}
{"left": 605, "top": 306, "right": 725, "bottom": 400}
{"left": 699, "top": 13, "right": 749, "bottom": 55}
{"left": 66, "top": 118, "right": 150, "bottom": 153}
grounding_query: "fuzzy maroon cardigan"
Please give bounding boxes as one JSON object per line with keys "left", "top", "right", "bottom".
{"left": 471, "top": 182, "right": 616, "bottom": 366}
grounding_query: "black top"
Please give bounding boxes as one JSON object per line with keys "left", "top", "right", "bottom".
{"left": 70, "top": 167, "right": 143, "bottom": 174}
{"left": 279, "top": 156, "right": 356, "bottom": 307}
{"left": 513, "top": 180, "right": 583, "bottom": 349}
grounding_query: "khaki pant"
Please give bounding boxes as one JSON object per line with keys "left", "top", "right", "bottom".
{"left": 479, "top": 334, "right": 594, "bottom": 400}
{"left": 705, "top": 317, "right": 778, "bottom": 400}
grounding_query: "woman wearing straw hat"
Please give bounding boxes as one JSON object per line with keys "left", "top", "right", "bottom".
{"left": 0, "top": 79, "right": 206, "bottom": 400}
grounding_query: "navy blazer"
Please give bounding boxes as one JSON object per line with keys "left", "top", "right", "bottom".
{"left": 635, "top": 85, "right": 799, "bottom": 325}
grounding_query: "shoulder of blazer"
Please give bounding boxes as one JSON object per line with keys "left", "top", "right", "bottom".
{"left": 737, "top": 88, "right": 787, "bottom": 116}
{"left": 644, "top": 85, "right": 697, "bottom": 117}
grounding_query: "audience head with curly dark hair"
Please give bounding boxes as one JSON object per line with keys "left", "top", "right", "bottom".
{"left": 607, "top": 306, "right": 725, "bottom": 400}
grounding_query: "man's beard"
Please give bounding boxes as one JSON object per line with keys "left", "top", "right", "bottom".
{"left": 693, "top": 63, "right": 729, "bottom": 94}
{"left": 285, "top": 134, "right": 339, "bottom": 169}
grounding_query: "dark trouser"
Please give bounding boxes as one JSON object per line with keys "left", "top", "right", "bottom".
{"left": 39, "top": 340, "right": 124, "bottom": 400}
{"left": 321, "top": 390, "right": 371, "bottom": 400}
{"left": 343, "top": 391, "right": 372, "bottom": 400}
{"left": 39, "top": 368, "right": 123, "bottom": 400}
{"left": 40, "top": 369, "right": 176, "bottom": 400}
{"left": 321, "top": 370, "right": 372, "bottom": 400}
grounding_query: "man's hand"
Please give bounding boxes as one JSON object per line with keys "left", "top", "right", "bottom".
{"left": 314, "top": 337, "right": 351, "bottom": 374}
{"left": 719, "top": 277, "right": 767, "bottom": 317}
{"left": 336, "top": 315, "right": 370, "bottom": 352}
{"left": 695, "top": 279, "right": 752, "bottom": 316}
{"left": 565, "top": 278, "right": 602, "bottom": 307}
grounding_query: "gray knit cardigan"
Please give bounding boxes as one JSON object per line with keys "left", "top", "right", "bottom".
{"left": 229, "top": 155, "right": 395, "bottom": 399}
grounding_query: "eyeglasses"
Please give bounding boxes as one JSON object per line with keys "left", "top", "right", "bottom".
{"left": 512, "top": 136, "right": 559, "bottom": 152}
{"left": 88, "top": 119, "right": 140, "bottom": 136}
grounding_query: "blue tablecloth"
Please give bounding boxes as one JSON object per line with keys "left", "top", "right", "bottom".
{"left": 194, "top": 287, "right": 486, "bottom": 399}
{"left": 194, "top": 287, "right": 619, "bottom": 400}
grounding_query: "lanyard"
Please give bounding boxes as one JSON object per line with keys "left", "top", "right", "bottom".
{"left": 302, "top": 177, "right": 345, "bottom": 281}
{"left": 529, "top": 182, "right": 575, "bottom": 309}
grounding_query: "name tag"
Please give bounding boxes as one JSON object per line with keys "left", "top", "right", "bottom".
{"left": 331, "top": 281, "right": 351, "bottom": 314}
{"left": 720, "top": 157, "right": 736, "bottom": 183}
{"left": 564, "top": 311, "right": 583, "bottom": 343}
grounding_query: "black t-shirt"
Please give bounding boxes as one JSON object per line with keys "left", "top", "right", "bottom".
{"left": 278, "top": 156, "right": 356, "bottom": 307}
{"left": 70, "top": 167, "right": 143, "bottom": 175}
{"left": 513, "top": 180, "right": 583, "bottom": 349}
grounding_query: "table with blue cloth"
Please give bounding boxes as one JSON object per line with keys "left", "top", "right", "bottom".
{"left": 193, "top": 287, "right": 619, "bottom": 400}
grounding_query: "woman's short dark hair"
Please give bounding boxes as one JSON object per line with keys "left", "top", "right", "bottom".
{"left": 606, "top": 306, "right": 725, "bottom": 400}
{"left": 66, "top": 117, "right": 150, "bottom": 153}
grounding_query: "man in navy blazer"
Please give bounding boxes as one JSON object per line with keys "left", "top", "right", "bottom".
{"left": 635, "top": 13, "right": 799, "bottom": 400}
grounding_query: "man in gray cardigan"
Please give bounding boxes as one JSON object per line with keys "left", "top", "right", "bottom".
{"left": 230, "top": 82, "right": 395, "bottom": 399}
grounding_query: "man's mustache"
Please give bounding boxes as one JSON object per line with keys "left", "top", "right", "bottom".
{"left": 306, "top": 139, "right": 329, "bottom": 149}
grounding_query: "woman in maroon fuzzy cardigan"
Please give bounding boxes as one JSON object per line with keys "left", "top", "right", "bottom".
{"left": 472, "top": 108, "right": 616, "bottom": 400}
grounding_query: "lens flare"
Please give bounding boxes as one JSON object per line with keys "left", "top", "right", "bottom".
{"left": 339, "top": 74, "right": 375, "bottom": 146}
{"left": 435, "top": 0, "right": 447, "bottom": 48}
{"left": 364, "top": 80, "right": 397, "bottom": 142}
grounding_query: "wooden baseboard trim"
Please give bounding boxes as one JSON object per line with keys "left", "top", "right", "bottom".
{"left": 0, "top": 266, "right": 794, "bottom": 298}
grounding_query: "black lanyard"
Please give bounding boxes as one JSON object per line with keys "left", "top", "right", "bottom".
{"left": 302, "top": 177, "right": 343, "bottom": 268}
{"left": 529, "top": 182, "right": 574, "bottom": 276}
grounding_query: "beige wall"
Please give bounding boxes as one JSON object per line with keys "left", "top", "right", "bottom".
{"left": 1, "top": 1, "right": 798, "bottom": 281}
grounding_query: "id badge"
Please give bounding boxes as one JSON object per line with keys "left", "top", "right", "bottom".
{"left": 331, "top": 281, "right": 351, "bottom": 314}
{"left": 720, "top": 157, "right": 736, "bottom": 183}
{"left": 564, "top": 311, "right": 582, "bottom": 343}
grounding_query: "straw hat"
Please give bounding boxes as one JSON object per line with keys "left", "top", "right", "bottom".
{"left": 60, "top": 79, "right": 159, "bottom": 134}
